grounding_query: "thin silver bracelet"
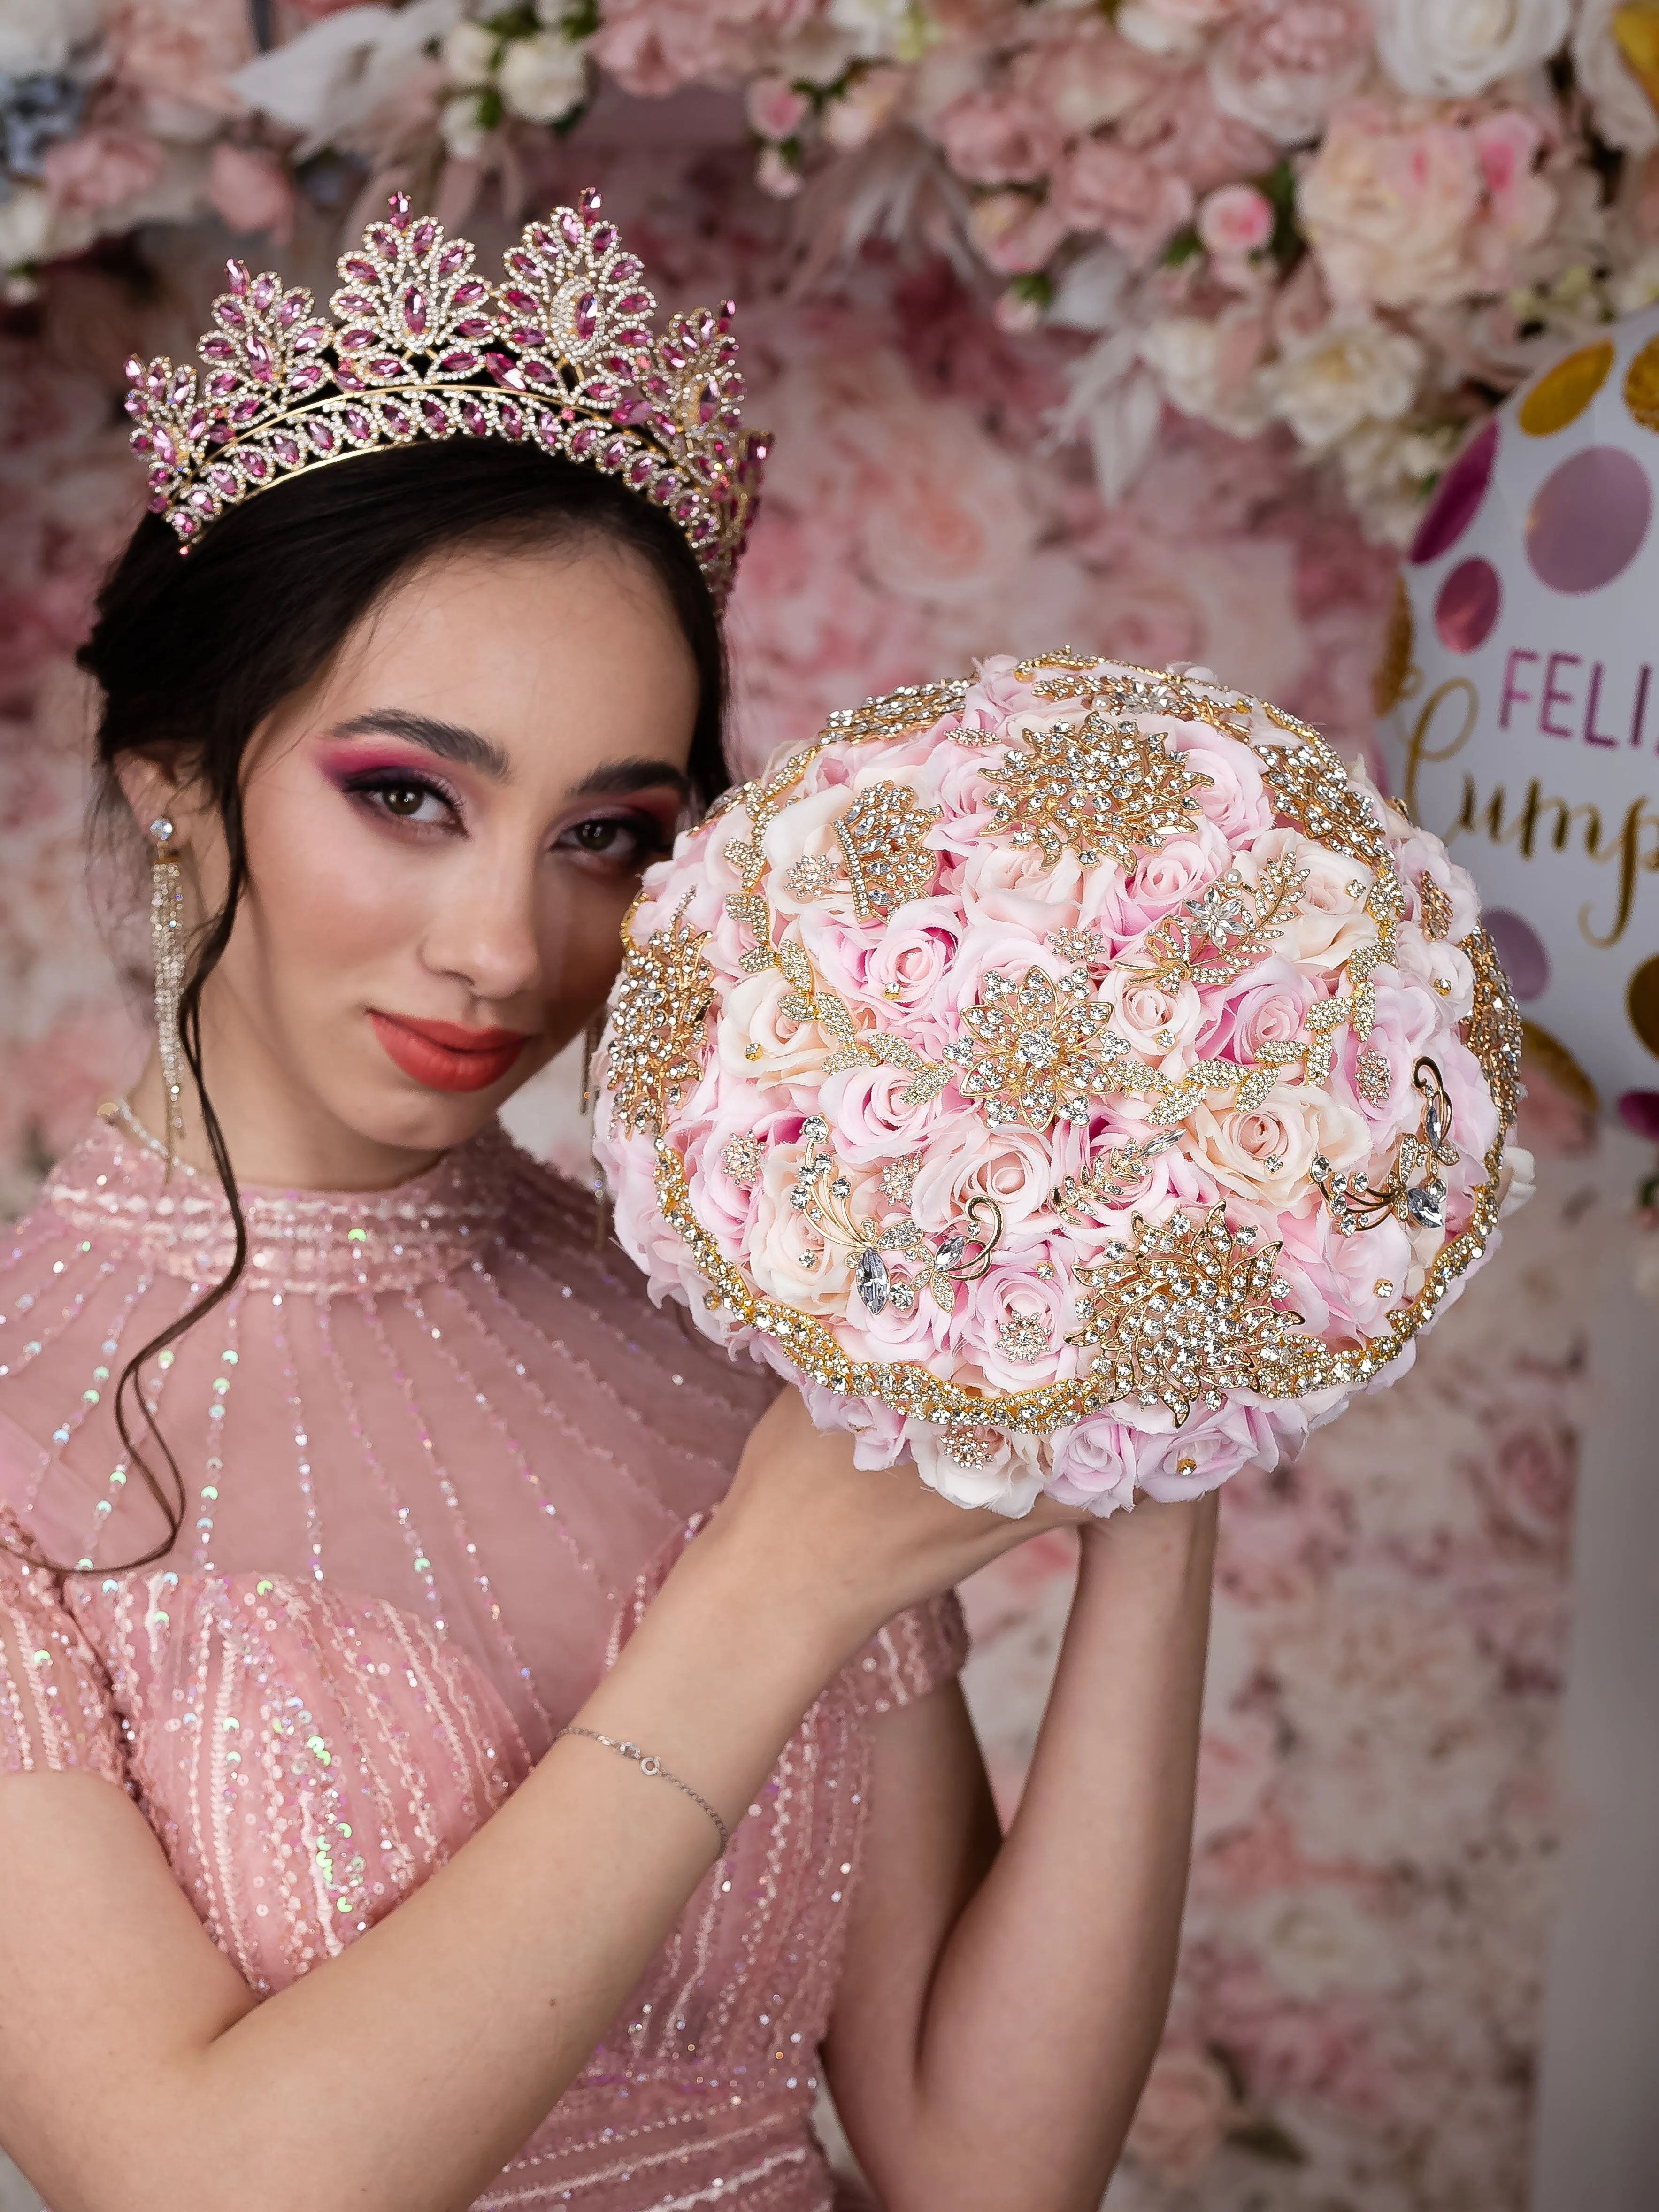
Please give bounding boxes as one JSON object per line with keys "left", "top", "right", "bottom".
{"left": 556, "top": 1726, "right": 730, "bottom": 1856}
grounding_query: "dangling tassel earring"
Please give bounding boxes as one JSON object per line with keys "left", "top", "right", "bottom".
{"left": 149, "top": 816, "right": 186, "bottom": 1177}
{"left": 583, "top": 1014, "right": 610, "bottom": 1250}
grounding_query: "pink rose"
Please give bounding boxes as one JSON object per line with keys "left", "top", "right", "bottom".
{"left": 1333, "top": 975, "right": 1438, "bottom": 1141}
{"left": 42, "top": 129, "right": 165, "bottom": 216}
{"left": 1194, "top": 957, "right": 1317, "bottom": 1064}
{"left": 839, "top": 899, "right": 970, "bottom": 1052}
{"left": 207, "top": 142, "right": 296, "bottom": 242}
{"left": 969, "top": 191, "right": 1068, "bottom": 276}
{"left": 934, "top": 90, "right": 1062, "bottom": 187}
{"left": 1109, "top": 973, "right": 1206, "bottom": 1066}
{"left": 817, "top": 1064, "right": 972, "bottom": 1166}
{"left": 959, "top": 1247, "right": 1073, "bottom": 1390}
{"left": 1118, "top": 823, "right": 1232, "bottom": 931}
{"left": 1056, "top": 140, "right": 1195, "bottom": 261}
{"left": 908, "top": 1113, "right": 1083, "bottom": 1241}
{"left": 1198, "top": 181, "right": 1275, "bottom": 256}
{"left": 798, "top": 1376, "right": 909, "bottom": 1470}
{"left": 745, "top": 1135, "right": 870, "bottom": 1317}
{"left": 1472, "top": 109, "right": 1556, "bottom": 244}
{"left": 746, "top": 73, "right": 809, "bottom": 141}
{"left": 1209, "top": 0, "right": 1371, "bottom": 146}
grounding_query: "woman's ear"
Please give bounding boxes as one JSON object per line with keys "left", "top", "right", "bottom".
{"left": 114, "top": 751, "right": 195, "bottom": 847}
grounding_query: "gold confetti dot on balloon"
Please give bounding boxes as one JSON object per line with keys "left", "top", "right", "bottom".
{"left": 1625, "top": 334, "right": 1659, "bottom": 435}
{"left": 1519, "top": 339, "right": 1613, "bottom": 435}
{"left": 1628, "top": 952, "right": 1659, "bottom": 1060}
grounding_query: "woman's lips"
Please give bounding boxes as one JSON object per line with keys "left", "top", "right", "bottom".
{"left": 369, "top": 1011, "right": 531, "bottom": 1093}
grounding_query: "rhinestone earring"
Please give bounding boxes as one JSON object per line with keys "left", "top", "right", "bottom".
{"left": 149, "top": 816, "right": 186, "bottom": 1175}
{"left": 583, "top": 1014, "right": 609, "bottom": 1250}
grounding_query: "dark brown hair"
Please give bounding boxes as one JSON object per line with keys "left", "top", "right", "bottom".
{"left": 74, "top": 437, "right": 729, "bottom": 1567}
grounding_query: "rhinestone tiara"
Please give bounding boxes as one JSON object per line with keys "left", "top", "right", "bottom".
{"left": 123, "top": 188, "right": 768, "bottom": 604}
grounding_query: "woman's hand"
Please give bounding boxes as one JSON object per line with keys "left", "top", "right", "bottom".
{"left": 698, "top": 1388, "right": 1087, "bottom": 1658}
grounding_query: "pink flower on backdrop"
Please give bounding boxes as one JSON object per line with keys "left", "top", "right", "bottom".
{"left": 1467, "top": 109, "right": 1558, "bottom": 272}
{"left": 1132, "top": 74, "right": 1275, "bottom": 195}
{"left": 1198, "top": 181, "right": 1275, "bottom": 256}
{"left": 105, "top": 0, "right": 253, "bottom": 112}
{"left": 969, "top": 191, "right": 1068, "bottom": 276}
{"left": 1192, "top": 1711, "right": 1280, "bottom": 1848}
{"left": 1215, "top": 1455, "right": 1351, "bottom": 1605}
{"left": 207, "top": 143, "right": 296, "bottom": 242}
{"left": 1009, "top": 22, "right": 1162, "bottom": 138}
{"left": 42, "top": 129, "right": 165, "bottom": 216}
{"left": 1208, "top": 0, "right": 1372, "bottom": 146}
{"left": 934, "top": 91, "right": 1063, "bottom": 187}
{"left": 1298, "top": 96, "right": 1555, "bottom": 309}
{"left": 1056, "top": 140, "right": 1196, "bottom": 260}
{"left": 746, "top": 75, "right": 809, "bottom": 143}
{"left": 588, "top": 0, "right": 732, "bottom": 97}
{"left": 1475, "top": 1418, "right": 1578, "bottom": 1554}
{"left": 1123, "top": 2046, "right": 1238, "bottom": 2182}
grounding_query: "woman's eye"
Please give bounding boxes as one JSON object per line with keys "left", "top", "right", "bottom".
{"left": 346, "top": 775, "right": 456, "bottom": 827}
{"left": 560, "top": 815, "right": 665, "bottom": 867}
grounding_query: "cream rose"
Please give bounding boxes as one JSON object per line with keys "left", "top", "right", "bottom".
{"left": 1298, "top": 99, "right": 1481, "bottom": 310}
{"left": 1190, "top": 1080, "right": 1369, "bottom": 1207}
{"left": 717, "top": 968, "right": 831, "bottom": 1091}
{"left": 906, "top": 1420, "right": 1049, "bottom": 1515}
{"left": 1245, "top": 827, "right": 1375, "bottom": 970}
{"left": 746, "top": 1138, "right": 861, "bottom": 1316}
{"left": 1263, "top": 311, "right": 1424, "bottom": 451}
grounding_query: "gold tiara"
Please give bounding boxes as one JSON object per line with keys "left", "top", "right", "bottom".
{"left": 123, "top": 188, "right": 767, "bottom": 604}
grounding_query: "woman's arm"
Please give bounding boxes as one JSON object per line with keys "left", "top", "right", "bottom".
{"left": 824, "top": 1492, "right": 1219, "bottom": 2212}
{"left": 0, "top": 1395, "right": 1068, "bottom": 2212}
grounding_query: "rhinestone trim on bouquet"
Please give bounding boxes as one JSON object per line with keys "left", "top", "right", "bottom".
{"left": 593, "top": 650, "right": 1526, "bottom": 1515}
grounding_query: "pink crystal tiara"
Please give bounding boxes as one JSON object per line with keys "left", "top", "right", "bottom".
{"left": 123, "top": 188, "right": 767, "bottom": 604}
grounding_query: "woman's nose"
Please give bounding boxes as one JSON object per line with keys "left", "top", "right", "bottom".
{"left": 418, "top": 846, "right": 546, "bottom": 1006}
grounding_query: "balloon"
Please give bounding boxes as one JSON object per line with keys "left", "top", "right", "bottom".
{"left": 1376, "top": 315, "right": 1659, "bottom": 1139}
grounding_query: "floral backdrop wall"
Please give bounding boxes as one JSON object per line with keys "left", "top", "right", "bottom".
{"left": 0, "top": 45, "right": 1623, "bottom": 2212}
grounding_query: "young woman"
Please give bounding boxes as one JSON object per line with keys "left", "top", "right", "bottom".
{"left": 0, "top": 202, "right": 1217, "bottom": 2212}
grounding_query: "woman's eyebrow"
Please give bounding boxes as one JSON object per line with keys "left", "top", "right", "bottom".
{"left": 567, "top": 759, "right": 692, "bottom": 802}
{"left": 330, "top": 709, "right": 512, "bottom": 782}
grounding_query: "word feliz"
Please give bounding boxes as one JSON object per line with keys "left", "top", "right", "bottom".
{"left": 1400, "top": 676, "right": 1659, "bottom": 949}
{"left": 1497, "top": 651, "right": 1653, "bottom": 750}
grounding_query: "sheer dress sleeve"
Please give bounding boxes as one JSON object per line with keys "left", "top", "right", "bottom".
{"left": 0, "top": 1510, "right": 127, "bottom": 1787}
{"left": 843, "top": 1591, "right": 969, "bottom": 1720}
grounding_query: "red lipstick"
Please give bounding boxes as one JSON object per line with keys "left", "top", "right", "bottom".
{"left": 369, "top": 1012, "right": 531, "bottom": 1093}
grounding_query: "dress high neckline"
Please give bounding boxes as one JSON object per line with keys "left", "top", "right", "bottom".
{"left": 42, "top": 1116, "right": 518, "bottom": 1294}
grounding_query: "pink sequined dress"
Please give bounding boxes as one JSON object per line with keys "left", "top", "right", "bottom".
{"left": 0, "top": 1118, "right": 966, "bottom": 2210}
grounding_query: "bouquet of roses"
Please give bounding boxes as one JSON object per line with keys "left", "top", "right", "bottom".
{"left": 595, "top": 653, "right": 1528, "bottom": 1516}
